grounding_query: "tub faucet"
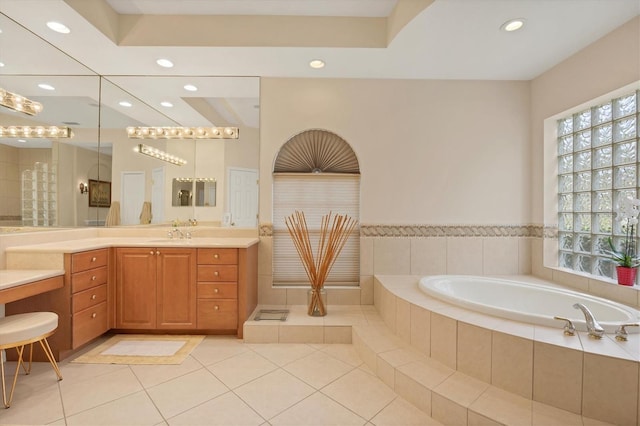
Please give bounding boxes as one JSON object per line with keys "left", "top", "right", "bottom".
{"left": 572, "top": 303, "right": 605, "bottom": 339}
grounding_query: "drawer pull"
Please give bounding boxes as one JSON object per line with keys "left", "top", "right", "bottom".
{"left": 91, "top": 313, "right": 97, "bottom": 318}
{"left": 214, "top": 288, "right": 219, "bottom": 293}
{"left": 214, "top": 305, "right": 219, "bottom": 310}
{"left": 150, "top": 251, "right": 154, "bottom": 255}
{"left": 156, "top": 251, "right": 160, "bottom": 255}
{"left": 91, "top": 294, "right": 96, "bottom": 300}
{"left": 91, "top": 275, "right": 97, "bottom": 281}
{"left": 214, "top": 271, "right": 219, "bottom": 276}
{"left": 214, "top": 254, "right": 219, "bottom": 259}
{"left": 91, "top": 257, "right": 97, "bottom": 262}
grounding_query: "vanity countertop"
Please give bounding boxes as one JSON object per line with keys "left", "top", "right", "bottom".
{"left": 5, "top": 237, "right": 260, "bottom": 253}
{"left": 0, "top": 269, "right": 65, "bottom": 289}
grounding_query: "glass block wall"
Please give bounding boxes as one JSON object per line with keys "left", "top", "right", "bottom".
{"left": 557, "top": 91, "right": 639, "bottom": 279}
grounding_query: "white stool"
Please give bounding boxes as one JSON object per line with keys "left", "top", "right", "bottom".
{"left": 0, "top": 312, "right": 63, "bottom": 408}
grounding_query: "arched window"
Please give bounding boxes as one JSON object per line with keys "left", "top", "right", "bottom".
{"left": 273, "top": 129, "right": 360, "bottom": 287}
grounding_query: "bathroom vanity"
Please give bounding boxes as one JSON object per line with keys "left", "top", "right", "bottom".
{"left": 4, "top": 237, "right": 258, "bottom": 361}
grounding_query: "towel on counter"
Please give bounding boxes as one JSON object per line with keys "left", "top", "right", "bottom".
{"left": 105, "top": 201, "right": 121, "bottom": 226}
{"left": 139, "top": 201, "right": 152, "bottom": 224}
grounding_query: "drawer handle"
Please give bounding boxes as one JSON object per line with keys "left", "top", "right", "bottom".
{"left": 214, "top": 305, "right": 219, "bottom": 310}
{"left": 91, "top": 275, "right": 97, "bottom": 281}
{"left": 214, "top": 288, "right": 219, "bottom": 293}
{"left": 91, "top": 313, "right": 97, "bottom": 318}
{"left": 91, "top": 257, "right": 97, "bottom": 262}
{"left": 91, "top": 294, "right": 96, "bottom": 300}
{"left": 150, "top": 251, "right": 154, "bottom": 255}
{"left": 156, "top": 251, "right": 160, "bottom": 255}
{"left": 214, "top": 271, "right": 219, "bottom": 276}
{"left": 214, "top": 254, "right": 219, "bottom": 259}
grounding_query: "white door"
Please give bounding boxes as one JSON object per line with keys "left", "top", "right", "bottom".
{"left": 121, "top": 171, "right": 145, "bottom": 225}
{"left": 151, "top": 167, "right": 164, "bottom": 224}
{"left": 228, "top": 168, "right": 258, "bottom": 228}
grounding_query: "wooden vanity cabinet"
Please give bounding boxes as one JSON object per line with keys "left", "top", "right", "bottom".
{"left": 6, "top": 248, "right": 110, "bottom": 361}
{"left": 115, "top": 247, "right": 197, "bottom": 330}
{"left": 197, "top": 248, "right": 239, "bottom": 331}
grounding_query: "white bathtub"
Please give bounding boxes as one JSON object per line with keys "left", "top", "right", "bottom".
{"left": 418, "top": 275, "right": 640, "bottom": 334}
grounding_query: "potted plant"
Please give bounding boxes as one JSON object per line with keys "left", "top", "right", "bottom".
{"left": 608, "top": 196, "right": 640, "bottom": 286}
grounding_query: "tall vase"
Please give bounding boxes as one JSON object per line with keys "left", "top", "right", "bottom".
{"left": 307, "top": 288, "right": 327, "bottom": 316}
{"left": 616, "top": 266, "right": 637, "bottom": 286}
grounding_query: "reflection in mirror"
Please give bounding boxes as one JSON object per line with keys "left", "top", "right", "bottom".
{"left": 105, "top": 76, "right": 260, "bottom": 228}
{"left": 172, "top": 179, "right": 193, "bottom": 207}
{"left": 0, "top": 12, "right": 99, "bottom": 229}
{"left": 195, "top": 179, "right": 217, "bottom": 207}
{"left": 0, "top": 10, "right": 260, "bottom": 230}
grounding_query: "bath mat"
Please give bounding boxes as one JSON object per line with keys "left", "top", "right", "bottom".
{"left": 71, "top": 334, "right": 204, "bottom": 365}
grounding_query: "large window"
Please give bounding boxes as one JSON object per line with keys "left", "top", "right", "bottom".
{"left": 557, "top": 90, "right": 639, "bottom": 279}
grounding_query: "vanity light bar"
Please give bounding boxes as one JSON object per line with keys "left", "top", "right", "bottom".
{"left": 0, "top": 87, "right": 43, "bottom": 116}
{"left": 126, "top": 126, "right": 239, "bottom": 139}
{"left": 136, "top": 144, "right": 187, "bottom": 166}
{"left": 0, "top": 125, "right": 73, "bottom": 138}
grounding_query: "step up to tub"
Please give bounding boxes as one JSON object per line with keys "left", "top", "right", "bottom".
{"left": 351, "top": 323, "right": 616, "bottom": 426}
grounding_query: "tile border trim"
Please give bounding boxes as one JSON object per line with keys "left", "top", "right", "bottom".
{"left": 260, "top": 223, "right": 553, "bottom": 238}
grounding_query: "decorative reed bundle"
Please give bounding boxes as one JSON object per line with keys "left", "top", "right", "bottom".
{"left": 285, "top": 211, "right": 358, "bottom": 316}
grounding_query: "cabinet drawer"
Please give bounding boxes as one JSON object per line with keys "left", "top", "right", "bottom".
{"left": 197, "top": 282, "right": 237, "bottom": 299}
{"left": 71, "top": 266, "right": 108, "bottom": 293}
{"left": 71, "top": 249, "right": 108, "bottom": 273}
{"left": 73, "top": 301, "right": 108, "bottom": 348}
{"left": 72, "top": 284, "right": 107, "bottom": 314}
{"left": 197, "top": 300, "right": 237, "bottom": 330}
{"left": 197, "top": 248, "right": 238, "bottom": 265}
{"left": 197, "top": 265, "right": 237, "bottom": 282}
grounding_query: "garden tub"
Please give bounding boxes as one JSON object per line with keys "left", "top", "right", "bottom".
{"left": 418, "top": 275, "right": 640, "bottom": 333}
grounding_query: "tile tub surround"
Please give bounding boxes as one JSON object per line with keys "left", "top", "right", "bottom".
{"left": 374, "top": 275, "right": 639, "bottom": 426}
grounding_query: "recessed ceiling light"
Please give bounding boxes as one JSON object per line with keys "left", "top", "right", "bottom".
{"left": 309, "top": 59, "right": 325, "bottom": 69}
{"left": 46, "top": 21, "right": 70, "bottom": 34}
{"left": 156, "top": 58, "right": 174, "bottom": 68}
{"left": 17, "top": 139, "right": 26, "bottom": 143}
{"left": 0, "top": 62, "right": 5, "bottom": 68}
{"left": 38, "top": 83, "right": 55, "bottom": 91}
{"left": 183, "top": 84, "right": 198, "bottom": 92}
{"left": 160, "top": 101, "right": 173, "bottom": 108}
{"left": 119, "top": 101, "right": 132, "bottom": 107}
{"left": 501, "top": 18, "right": 525, "bottom": 32}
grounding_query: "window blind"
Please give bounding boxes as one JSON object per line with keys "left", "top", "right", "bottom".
{"left": 273, "top": 173, "right": 360, "bottom": 287}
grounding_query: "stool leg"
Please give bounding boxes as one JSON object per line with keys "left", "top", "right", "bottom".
{"left": 38, "top": 338, "right": 62, "bottom": 381}
{"left": 1, "top": 345, "right": 25, "bottom": 408}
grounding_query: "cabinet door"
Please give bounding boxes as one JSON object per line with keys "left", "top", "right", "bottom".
{"left": 156, "top": 248, "right": 197, "bottom": 329}
{"left": 115, "top": 248, "right": 157, "bottom": 329}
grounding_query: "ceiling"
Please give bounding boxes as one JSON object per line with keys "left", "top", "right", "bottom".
{"left": 1, "top": 0, "right": 637, "bottom": 80}
{"left": 0, "top": 0, "right": 638, "bottom": 147}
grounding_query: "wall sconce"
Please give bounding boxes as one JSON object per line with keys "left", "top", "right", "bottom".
{"left": 135, "top": 143, "right": 187, "bottom": 166}
{"left": 126, "top": 126, "right": 239, "bottom": 139}
{"left": 79, "top": 182, "right": 88, "bottom": 194}
{"left": 0, "top": 125, "right": 73, "bottom": 138}
{"left": 0, "top": 87, "right": 43, "bottom": 116}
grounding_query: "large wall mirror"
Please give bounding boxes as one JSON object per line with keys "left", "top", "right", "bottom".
{"left": 0, "top": 13, "right": 260, "bottom": 230}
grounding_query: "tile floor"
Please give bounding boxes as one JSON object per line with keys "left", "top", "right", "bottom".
{"left": 0, "top": 332, "right": 442, "bottom": 425}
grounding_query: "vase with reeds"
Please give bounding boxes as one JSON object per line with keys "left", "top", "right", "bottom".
{"left": 286, "top": 210, "right": 357, "bottom": 316}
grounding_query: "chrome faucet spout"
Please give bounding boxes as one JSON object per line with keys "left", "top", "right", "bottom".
{"left": 572, "top": 303, "right": 605, "bottom": 339}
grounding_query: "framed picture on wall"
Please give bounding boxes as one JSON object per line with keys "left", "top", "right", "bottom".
{"left": 88, "top": 179, "right": 111, "bottom": 207}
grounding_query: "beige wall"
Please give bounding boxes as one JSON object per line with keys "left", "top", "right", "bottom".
{"left": 260, "top": 78, "right": 531, "bottom": 225}
{"left": 531, "top": 16, "right": 640, "bottom": 224}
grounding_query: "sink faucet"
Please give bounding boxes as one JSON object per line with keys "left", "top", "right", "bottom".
{"left": 573, "top": 303, "right": 605, "bottom": 339}
{"left": 169, "top": 227, "right": 186, "bottom": 239}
